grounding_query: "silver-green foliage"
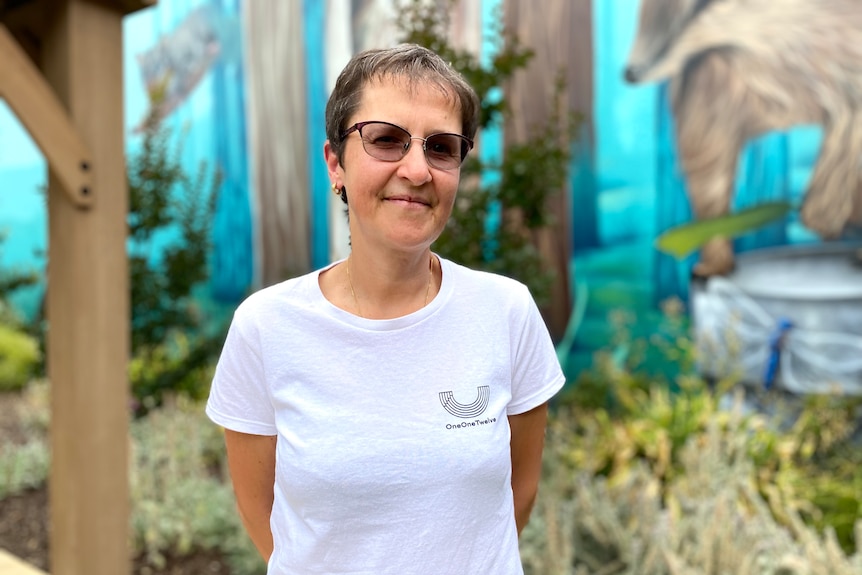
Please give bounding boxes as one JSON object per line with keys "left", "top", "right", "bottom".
{"left": 0, "top": 380, "right": 50, "bottom": 498}
{"left": 130, "top": 396, "right": 264, "bottom": 572}
{"left": 0, "top": 384, "right": 265, "bottom": 573}
{"left": 0, "top": 439, "right": 49, "bottom": 500}
{"left": 521, "top": 401, "right": 862, "bottom": 575}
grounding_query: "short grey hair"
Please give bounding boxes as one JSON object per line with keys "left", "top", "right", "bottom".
{"left": 325, "top": 43, "right": 481, "bottom": 164}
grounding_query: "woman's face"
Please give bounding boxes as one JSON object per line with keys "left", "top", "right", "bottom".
{"left": 325, "top": 77, "right": 463, "bottom": 255}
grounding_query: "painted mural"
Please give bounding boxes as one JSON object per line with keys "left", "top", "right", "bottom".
{"left": 128, "top": 0, "right": 252, "bottom": 303}
{"left": 576, "top": 0, "right": 862, "bottom": 393}
{"left": 135, "top": 4, "right": 222, "bottom": 130}
{"left": 626, "top": 0, "right": 862, "bottom": 276}
{"left": 243, "top": 0, "right": 486, "bottom": 287}
{"left": 1, "top": 0, "right": 860, "bottom": 394}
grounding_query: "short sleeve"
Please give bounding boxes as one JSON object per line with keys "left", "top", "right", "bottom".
{"left": 205, "top": 301, "right": 277, "bottom": 435}
{"left": 507, "top": 287, "right": 566, "bottom": 415}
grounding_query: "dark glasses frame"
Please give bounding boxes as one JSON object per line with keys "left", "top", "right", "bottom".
{"left": 340, "top": 120, "right": 474, "bottom": 171}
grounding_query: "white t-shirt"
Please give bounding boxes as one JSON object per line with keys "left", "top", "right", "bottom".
{"left": 206, "top": 256, "right": 565, "bottom": 574}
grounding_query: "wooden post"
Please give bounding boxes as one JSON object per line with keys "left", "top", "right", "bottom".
{"left": 0, "top": 24, "right": 94, "bottom": 208}
{"left": 42, "top": 1, "right": 130, "bottom": 573}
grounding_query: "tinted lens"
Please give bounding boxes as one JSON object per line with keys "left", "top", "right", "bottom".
{"left": 354, "top": 121, "right": 470, "bottom": 170}
{"left": 360, "top": 123, "right": 410, "bottom": 161}
{"left": 424, "top": 134, "right": 465, "bottom": 170}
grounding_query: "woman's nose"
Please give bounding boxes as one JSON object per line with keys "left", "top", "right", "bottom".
{"left": 397, "top": 138, "right": 432, "bottom": 184}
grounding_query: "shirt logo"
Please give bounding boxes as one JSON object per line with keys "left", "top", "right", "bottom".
{"left": 438, "top": 386, "right": 490, "bottom": 418}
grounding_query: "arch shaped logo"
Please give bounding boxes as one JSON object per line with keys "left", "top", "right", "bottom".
{"left": 438, "top": 386, "right": 490, "bottom": 418}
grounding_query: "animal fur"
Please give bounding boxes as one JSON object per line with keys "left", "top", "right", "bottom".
{"left": 625, "top": 0, "right": 862, "bottom": 275}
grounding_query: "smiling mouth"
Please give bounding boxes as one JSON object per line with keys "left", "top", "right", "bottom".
{"left": 386, "top": 197, "right": 430, "bottom": 207}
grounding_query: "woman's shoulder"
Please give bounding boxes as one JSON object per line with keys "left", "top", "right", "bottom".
{"left": 232, "top": 267, "right": 322, "bottom": 319}
{"left": 440, "top": 257, "right": 533, "bottom": 302}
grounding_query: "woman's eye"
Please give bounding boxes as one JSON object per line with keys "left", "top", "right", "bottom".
{"left": 429, "top": 141, "right": 455, "bottom": 156}
{"left": 371, "top": 135, "right": 405, "bottom": 146}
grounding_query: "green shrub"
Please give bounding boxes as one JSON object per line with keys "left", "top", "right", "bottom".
{"left": 754, "top": 393, "right": 862, "bottom": 554}
{"left": 130, "top": 396, "right": 264, "bottom": 573}
{"left": 396, "top": 0, "right": 580, "bottom": 305}
{"left": 129, "top": 330, "right": 223, "bottom": 414}
{"left": 522, "top": 404, "right": 862, "bottom": 575}
{"left": 0, "top": 381, "right": 51, "bottom": 498}
{"left": 127, "top": 98, "right": 227, "bottom": 415}
{"left": 14, "top": 379, "right": 51, "bottom": 435}
{"left": 0, "top": 439, "right": 49, "bottom": 500}
{"left": 0, "top": 383, "right": 263, "bottom": 573}
{"left": 540, "top": 305, "right": 862, "bottom": 569}
{"left": 0, "top": 323, "right": 40, "bottom": 391}
{"left": 0, "top": 231, "right": 40, "bottom": 324}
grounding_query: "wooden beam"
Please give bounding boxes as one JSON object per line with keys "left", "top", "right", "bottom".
{"left": 0, "top": 550, "right": 48, "bottom": 575}
{"left": 42, "top": 1, "right": 130, "bottom": 574}
{"left": 0, "top": 0, "right": 156, "bottom": 17}
{"left": 111, "top": 0, "right": 156, "bottom": 14}
{"left": 0, "top": 22, "right": 94, "bottom": 208}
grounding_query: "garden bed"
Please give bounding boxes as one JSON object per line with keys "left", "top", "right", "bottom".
{"left": 0, "top": 484, "right": 231, "bottom": 574}
{"left": 0, "top": 389, "right": 252, "bottom": 574}
{"left": 2, "top": 357, "right": 862, "bottom": 575}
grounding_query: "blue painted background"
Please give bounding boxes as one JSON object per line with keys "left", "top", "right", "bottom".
{"left": 0, "top": 0, "right": 824, "bottom": 378}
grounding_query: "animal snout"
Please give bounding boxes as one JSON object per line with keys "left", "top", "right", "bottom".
{"left": 624, "top": 65, "right": 643, "bottom": 84}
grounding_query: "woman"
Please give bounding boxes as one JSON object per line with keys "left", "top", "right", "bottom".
{"left": 206, "top": 43, "right": 565, "bottom": 574}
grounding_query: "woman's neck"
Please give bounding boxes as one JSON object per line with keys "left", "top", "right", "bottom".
{"left": 345, "top": 248, "right": 438, "bottom": 319}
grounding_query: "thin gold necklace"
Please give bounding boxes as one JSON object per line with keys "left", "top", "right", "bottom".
{"left": 346, "top": 255, "right": 435, "bottom": 318}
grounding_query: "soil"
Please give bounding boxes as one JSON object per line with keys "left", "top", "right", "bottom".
{"left": 0, "top": 392, "right": 233, "bottom": 574}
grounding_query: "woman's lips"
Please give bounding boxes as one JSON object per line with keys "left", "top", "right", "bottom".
{"left": 386, "top": 195, "right": 430, "bottom": 207}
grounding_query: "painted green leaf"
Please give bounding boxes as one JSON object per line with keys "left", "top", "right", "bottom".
{"left": 655, "top": 201, "right": 794, "bottom": 259}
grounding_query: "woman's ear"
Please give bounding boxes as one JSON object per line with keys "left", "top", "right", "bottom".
{"left": 324, "top": 140, "right": 342, "bottom": 179}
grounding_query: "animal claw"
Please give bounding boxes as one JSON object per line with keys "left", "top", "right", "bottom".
{"left": 693, "top": 238, "right": 736, "bottom": 277}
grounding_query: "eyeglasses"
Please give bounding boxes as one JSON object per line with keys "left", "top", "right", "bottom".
{"left": 340, "top": 121, "right": 473, "bottom": 171}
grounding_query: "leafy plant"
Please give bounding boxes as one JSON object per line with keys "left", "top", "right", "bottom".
{"left": 753, "top": 393, "right": 862, "bottom": 554}
{"left": 522, "top": 405, "right": 862, "bottom": 575}
{"left": 396, "top": 0, "right": 580, "bottom": 304}
{"left": 14, "top": 378, "right": 50, "bottom": 435}
{"left": 0, "top": 324, "right": 40, "bottom": 392}
{"left": 130, "top": 397, "right": 262, "bottom": 572}
{"left": 128, "top": 330, "right": 224, "bottom": 414}
{"left": 0, "top": 231, "right": 39, "bottom": 325}
{"left": 525, "top": 305, "right": 862, "bottom": 569}
{"left": 127, "top": 98, "right": 227, "bottom": 414}
{"left": 129, "top": 106, "right": 218, "bottom": 351}
{"left": 0, "top": 383, "right": 264, "bottom": 574}
{"left": 0, "top": 439, "right": 49, "bottom": 500}
{"left": 555, "top": 307, "right": 862, "bottom": 555}
{"left": 0, "top": 231, "right": 41, "bottom": 389}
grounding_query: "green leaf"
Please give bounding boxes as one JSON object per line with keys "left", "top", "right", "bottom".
{"left": 655, "top": 201, "right": 794, "bottom": 259}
